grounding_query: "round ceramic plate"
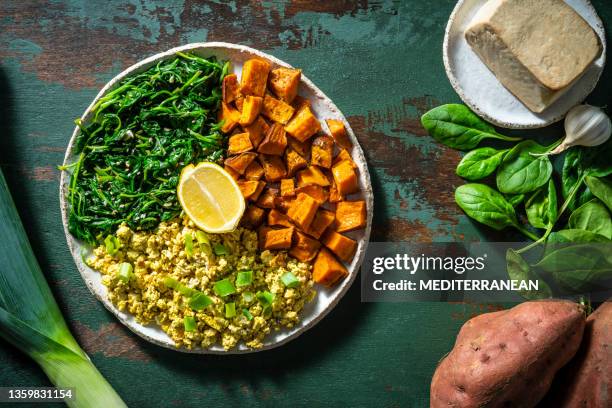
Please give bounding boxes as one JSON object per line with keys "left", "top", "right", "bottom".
{"left": 60, "top": 42, "right": 373, "bottom": 354}
{"left": 443, "top": 0, "right": 606, "bottom": 129}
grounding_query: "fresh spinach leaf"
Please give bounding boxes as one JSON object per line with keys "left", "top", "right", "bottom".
{"left": 585, "top": 176, "right": 612, "bottom": 212}
{"left": 505, "top": 193, "right": 525, "bottom": 208}
{"left": 568, "top": 199, "right": 612, "bottom": 239}
{"left": 421, "top": 104, "right": 521, "bottom": 150}
{"left": 506, "top": 249, "right": 552, "bottom": 300}
{"left": 456, "top": 147, "right": 508, "bottom": 180}
{"left": 455, "top": 184, "right": 519, "bottom": 231}
{"left": 525, "top": 179, "right": 557, "bottom": 229}
{"left": 496, "top": 140, "right": 553, "bottom": 194}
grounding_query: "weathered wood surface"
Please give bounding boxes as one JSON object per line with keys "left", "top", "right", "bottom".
{"left": 0, "top": 1, "right": 610, "bottom": 406}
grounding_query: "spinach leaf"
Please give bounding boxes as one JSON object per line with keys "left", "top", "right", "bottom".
{"left": 455, "top": 184, "right": 519, "bottom": 231}
{"left": 421, "top": 104, "right": 521, "bottom": 150}
{"left": 546, "top": 229, "right": 610, "bottom": 246}
{"left": 496, "top": 140, "right": 553, "bottom": 194}
{"left": 525, "top": 179, "right": 557, "bottom": 229}
{"left": 456, "top": 147, "right": 508, "bottom": 180}
{"left": 505, "top": 194, "right": 525, "bottom": 208}
{"left": 568, "top": 199, "right": 612, "bottom": 239}
{"left": 506, "top": 249, "right": 552, "bottom": 300}
{"left": 581, "top": 138, "right": 612, "bottom": 178}
{"left": 562, "top": 142, "right": 612, "bottom": 211}
{"left": 585, "top": 176, "right": 612, "bottom": 212}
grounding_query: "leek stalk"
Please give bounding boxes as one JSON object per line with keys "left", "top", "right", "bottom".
{"left": 0, "top": 169, "right": 125, "bottom": 407}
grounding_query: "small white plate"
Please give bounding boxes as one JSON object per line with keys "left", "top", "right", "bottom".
{"left": 443, "top": 0, "right": 606, "bottom": 129}
{"left": 59, "top": 43, "right": 373, "bottom": 354}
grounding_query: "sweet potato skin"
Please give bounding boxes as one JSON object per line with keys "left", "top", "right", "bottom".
{"left": 542, "top": 301, "right": 611, "bottom": 408}
{"left": 430, "top": 300, "right": 586, "bottom": 408}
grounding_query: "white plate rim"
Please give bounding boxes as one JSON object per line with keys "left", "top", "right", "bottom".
{"left": 59, "top": 42, "right": 373, "bottom": 354}
{"left": 443, "top": 0, "right": 607, "bottom": 129}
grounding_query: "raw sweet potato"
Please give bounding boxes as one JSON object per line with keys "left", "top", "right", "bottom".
{"left": 264, "top": 227, "right": 294, "bottom": 250}
{"left": 261, "top": 93, "right": 295, "bottom": 124}
{"left": 240, "top": 58, "right": 271, "bottom": 97}
{"left": 321, "top": 230, "right": 357, "bottom": 262}
{"left": 219, "top": 102, "right": 241, "bottom": 133}
{"left": 280, "top": 178, "right": 295, "bottom": 197}
{"left": 222, "top": 74, "right": 240, "bottom": 103}
{"left": 289, "top": 231, "right": 321, "bottom": 262}
{"left": 287, "top": 192, "right": 319, "bottom": 231}
{"left": 244, "top": 116, "right": 270, "bottom": 148}
{"left": 326, "top": 119, "right": 352, "bottom": 150}
{"left": 228, "top": 132, "right": 253, "bottom": 155}
{"left": 258, "top": 123, "right": 287, "bottom": 156}
{"left": 542, "top": 301, "right": 611, "bottom": 408}
{"left": 268, "top": 209, "right": 294, "bottom": 228}
{"left": 244, "top": 160, "right": 264, "bottom": 181}
{"left": 284, "top": 106, "right": 321, "bottom": 142}
{"left": 296, "top": 166, "right": 330, "bottom": 188}
{"left": 224, "top": 152, "right": 257, "bottom": 175}
{"left": 241, "top": 205, "right": 266, "bottom": 229}
{"left": 430, "top": 300, "right": 586, "bottom": 408}
{"left": 255, "top": 187, "right": 278, "bottom": 209}
{"left": 312, "top": 248, "right": 348, "bottom": 287}
{"left": 311, "top": 135, "right": 334, "bottom": 168}
{"left": 260, "top": 154, "right": 287, "bottom": 182}
{"left": 294, "top": 184, "right": 329, "bottom": 205}
{"left": 285, "top": 147, "right": 308, "bottom": 176}
{"left": 305, "top": 209, "right": 335, "bottom": 239}
{"left": 268, "top": 67, "right": 301, "bottom": 103}
{"left": 238, "top": 95, "right": 263, "bottom": 126}
{"left": 332, "top": 159, "right": 359, "bottom": 196}
{"left": 335, "top": 200, "right": 366, "bottom": 232}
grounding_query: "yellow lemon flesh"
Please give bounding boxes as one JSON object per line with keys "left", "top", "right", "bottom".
{"left": 177, "top": 162, "right": 245, "bottom": 233}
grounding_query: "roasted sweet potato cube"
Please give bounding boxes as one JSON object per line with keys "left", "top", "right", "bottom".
{"left": 297, "top": 166, "right": 330, "bottom": 188}
{"left": 258, "top": 123, "right": 287, "bottom": 156}
{"left": 289, "top": 231, "right": 321, "bottom": 262}
{"left": 333, "top": 149, "right": 357, "bottom": 168}
{"left": 292, "top": 95, "right": 311, "bottom": 112}
{"left": 241, "top": 205, "right": 266, "bottom": 229}
{"left": 219, "top": 102, "right": 241, "bottom": 133}
{"left": 284, "top": 106, "right": 321, "bottom": 142}
{"left": 235, "top": 96, "right": 245, "bottom": 112}
{"left": 224, "top": 152, "right": 257, "bottom": 175}
{"left": 332, "top": 160, "right": 358, "bottom": 196}
{"left": 224, "top": 165, "right": 240, "bottom": 180}
{"left": 322, "top": 230, "right": 357, "bottom": 262}
{"left": 244, "top": 160, "right": 264, "bottom": 180}
{"left": 295, "top": 185, "right": 328, "bottom": 205}
{"left": 268, "top": 67, "right": 301, "bottom": 103}
{"left": 311, "top": 135, "right": 334, "bottom": 168}
{"left": 244, "top": 116, "right": 269, "bottom": 148}
{"left": 256, "top": 187, "right": 278, "bottom": 209}
{"left": 326, "top": 119, "right": 352, "bottom": 150}
{"left": 280, "top": 178, "right": 295, "bottom": 197}
{"left": 237, "top": 180, "right": 261, "bottom": 200}
{"left": 238, "top": 95, "right": 263, "bottom": 126}
{"left": 268, "top": 209, "right": 294, "bottom": 228}
{"left": 274, "top": 196, "right": 296, "bottom": 213}
{"left": 258, "top": 226, "right": 273, "bottom": 250}
{"left": 228, "top": 132, "right": 253, "bottom": 155}
{"left": 287, "top": 192, "right": 319, "bottom": 231}
{"left": 285, "top": 147, "right": 308, "bottom": 176}
{"left": 260, "top": 155, "right": 287, "bottom": 182}
{"left": 306, "top": 209, "right": 336, "bottom": 239}
{"left": 335, "top": 200, "right": 366, "bottom": 232}
{"left": 222, "top": 74, "right": 240, "bottom": 103}
{"left": 287, "top": 136, "right": 310, "bottom": 158}
{"left": 264, "top": 227, "right": 294, "bottom": 250}
{"left": 251, "top": 181, "right": 266, "bottom": 201}
{"left": 312, "top": 248, "right": 348, "bottom": 287}
{"left": 240, "top": 58, "right": 271, "bottom": 97}
{"left": 261, "top": 94, "right": 295, "bottom": 124}
{"left": 329, "top": 179, "right": 343, "bottom": 203}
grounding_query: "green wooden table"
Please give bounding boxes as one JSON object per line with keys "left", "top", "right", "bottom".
{"left": 0, "top": 1, "right": 610, "bottom": 406}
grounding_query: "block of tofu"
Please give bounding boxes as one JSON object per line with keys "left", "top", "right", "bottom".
{"left": 464, "top": 0, "right": 602, "bottom": 113}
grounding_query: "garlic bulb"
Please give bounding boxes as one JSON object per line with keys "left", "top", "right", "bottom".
{"left": 549, "top": 104, "right": 612, "bottom": 155}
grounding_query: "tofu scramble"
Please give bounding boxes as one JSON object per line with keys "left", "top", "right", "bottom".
{"left": 87, "top": 216, "right": 315, "bottom": 350}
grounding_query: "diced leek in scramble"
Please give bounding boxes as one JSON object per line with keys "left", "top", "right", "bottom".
{"left": 86, "top": 217, "right": 315, "bottom": 350}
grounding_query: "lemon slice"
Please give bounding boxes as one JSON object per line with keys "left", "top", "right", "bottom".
{"left": 178, "top": 162, "right": 245, "bottom": 233}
